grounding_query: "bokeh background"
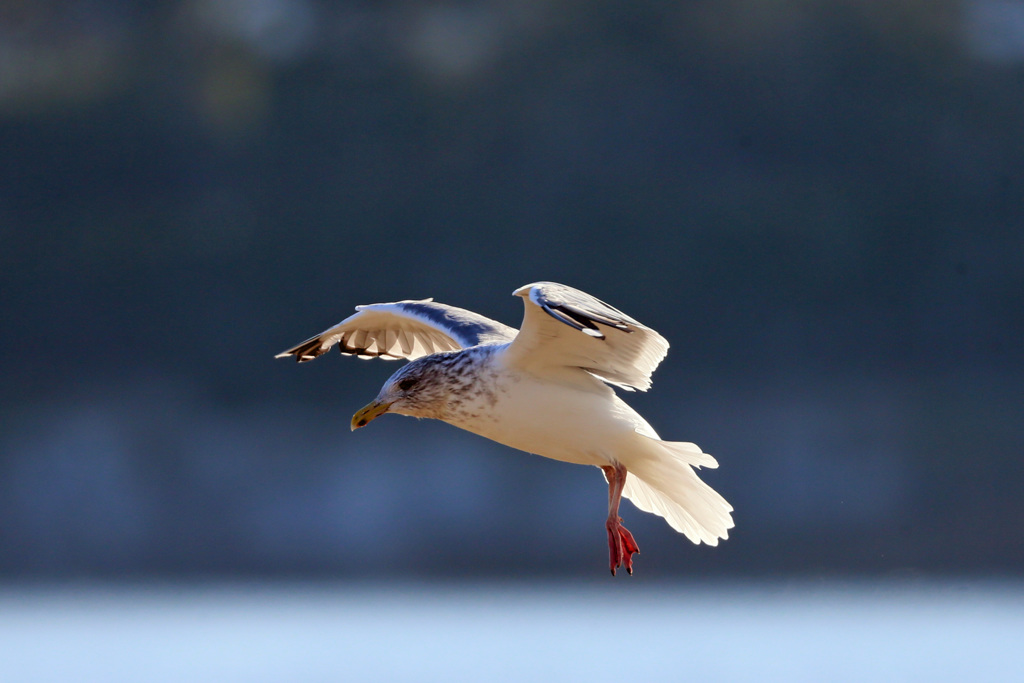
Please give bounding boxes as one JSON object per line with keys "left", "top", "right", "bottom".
{"left": 2, "top": 0, "right": 1024, "bottom": 679}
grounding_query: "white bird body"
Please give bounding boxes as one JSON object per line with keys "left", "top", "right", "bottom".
{"left": 277, "top": 281, "right": 734, "bottom": 573}
{"left": 441, "top": 351, "right": 638, "bottom": 467}
{"left": 430, "top": 352, "right": 732, "bottom": 546}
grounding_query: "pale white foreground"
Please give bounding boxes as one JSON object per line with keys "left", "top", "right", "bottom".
{"left": 1, "top": 580, "right": 1021, "bottom": 682}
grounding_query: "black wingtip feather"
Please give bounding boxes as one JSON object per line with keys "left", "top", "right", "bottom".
{"left": 275, "top": 337, "right": 330, "bottom": 363}
{"left": 541, "top": 301, "right": 635, "bottom": 339}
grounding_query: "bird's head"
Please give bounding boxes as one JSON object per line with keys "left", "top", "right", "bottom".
{"left": 350, "top": 357, "right": 448, "bottom": 430}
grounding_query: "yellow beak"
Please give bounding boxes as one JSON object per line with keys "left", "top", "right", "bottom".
{"left": 351, "top": 400, "right": 391, "bottom": 431}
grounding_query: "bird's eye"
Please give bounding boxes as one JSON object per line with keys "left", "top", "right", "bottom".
{"left": 398, "top": 378, "right": 418, "bottom": 392}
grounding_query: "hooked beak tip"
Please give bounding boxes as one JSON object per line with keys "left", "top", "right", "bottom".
{"left": 351, "top": 400, "right": 390, "bottom": 431}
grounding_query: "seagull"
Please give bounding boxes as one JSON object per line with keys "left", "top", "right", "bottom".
{"left": 276, "top": 282, "right": 733, "bottom": 575}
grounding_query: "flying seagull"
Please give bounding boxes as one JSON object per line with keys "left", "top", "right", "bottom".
{"left": 276, "top": 282, "right": 733, "bottom": 575}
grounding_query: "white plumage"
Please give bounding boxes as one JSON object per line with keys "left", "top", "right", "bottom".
{"left": 277, "top": 281, "right": 734, "bottom": 574}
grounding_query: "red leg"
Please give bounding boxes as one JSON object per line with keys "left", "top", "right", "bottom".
{"left": 601, "top": 464, "right": 640, "bottom": 576}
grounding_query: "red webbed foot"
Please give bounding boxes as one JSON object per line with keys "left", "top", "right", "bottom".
{"left": 606, "top": 516, "right": 640, "bottom": 576}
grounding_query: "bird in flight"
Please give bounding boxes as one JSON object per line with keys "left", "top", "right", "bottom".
{"left": 276, "top": 282, "right": 733, "bottom": 575}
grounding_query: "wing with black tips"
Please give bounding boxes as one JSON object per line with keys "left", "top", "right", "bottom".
{"left": 276, "top": 299, "right": 517, "bottom": 363}
{"left": 501, "top": 282, "right": 669, "bottom": 391}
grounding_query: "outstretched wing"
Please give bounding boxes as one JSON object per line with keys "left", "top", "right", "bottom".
{"left": 502, "top": 282, "right": 669, "bottom": 391}
{"left": 276, "top": 299, "right": 517, "bottom": 363}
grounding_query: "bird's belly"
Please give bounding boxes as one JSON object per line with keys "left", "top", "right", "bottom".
{"left": 445, "top": 373, "right": 638, "bottom": 467}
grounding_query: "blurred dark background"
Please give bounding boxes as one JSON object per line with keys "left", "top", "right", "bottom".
{"left": 2, "top": 0, "right": 1022, "bottom": 580}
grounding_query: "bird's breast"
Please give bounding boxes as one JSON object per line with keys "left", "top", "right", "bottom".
{"left": 441, "top": 366, "right": 636, "bottom": 467}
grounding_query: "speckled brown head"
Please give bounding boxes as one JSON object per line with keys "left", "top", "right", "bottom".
{"left": 350, "top": 350, "right": 484, "bottom": 430}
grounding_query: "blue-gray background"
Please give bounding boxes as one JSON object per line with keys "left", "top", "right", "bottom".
{"left": 3, "top": 0, "right": 1023, "bottom": 583}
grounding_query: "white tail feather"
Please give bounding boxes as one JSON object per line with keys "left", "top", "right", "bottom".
{"left": 618, "top": 438, "right": 734, "bottom": 545}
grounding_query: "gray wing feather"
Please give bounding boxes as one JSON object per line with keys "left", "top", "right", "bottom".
{"left": 276, "top": 299, "right": 517, "bottom": 363}
{"left": 528, "top": 282, "right": 638, "bottom": 339}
